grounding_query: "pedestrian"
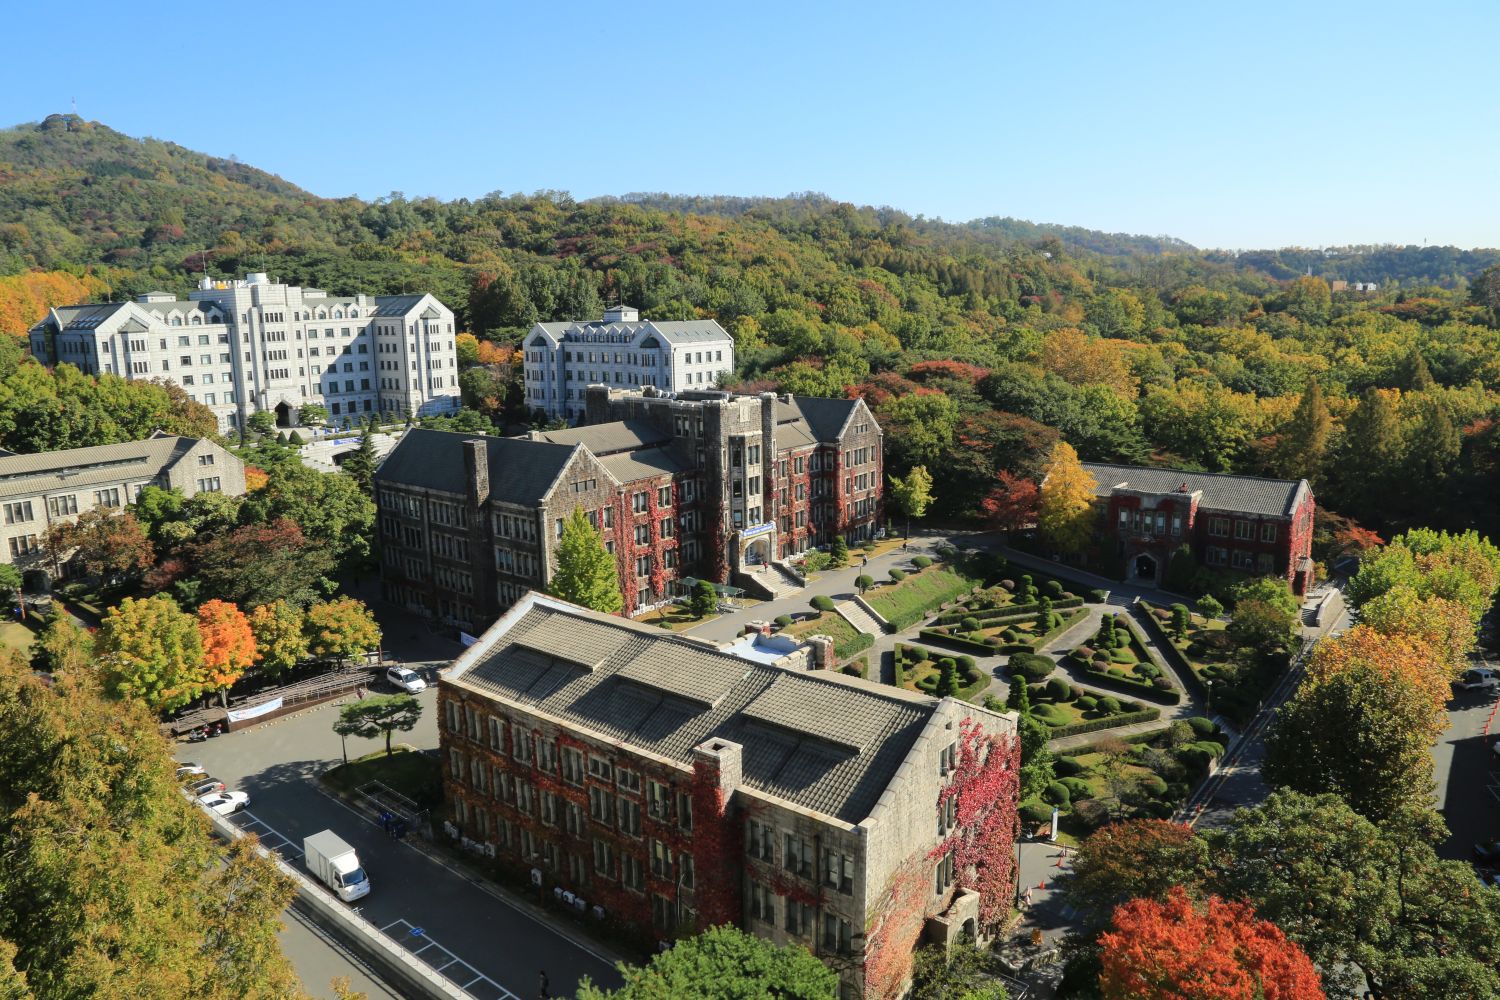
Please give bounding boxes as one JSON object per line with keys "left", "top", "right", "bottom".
{"left": 1023, "top": 887, "right": 1034, "bottom": 908}
{"left": 538, "top": 969, "right": 550, "bottom": 999}
{"left": 861, "top": 555, "right": 868, "bottom": 568}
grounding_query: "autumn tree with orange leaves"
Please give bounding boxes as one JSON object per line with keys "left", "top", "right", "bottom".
{"left": 1099, "top": 887, "right": 1325, "bottom": 1000}
{"left": 196, "top": 599, "right": 256, "bottom": 707}
{"left": 1300, "top": 625, "right": 1450, "bottom": 725}
{"left": 980, "top": 469, "right": 1040, "bottom": 535}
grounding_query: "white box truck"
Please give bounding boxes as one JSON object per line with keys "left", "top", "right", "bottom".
{"left": 304, "top": 830, "right": 370, "bottom": 902}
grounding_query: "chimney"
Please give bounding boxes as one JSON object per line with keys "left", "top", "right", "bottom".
{"left": 692, "top": 738, "right": 742, "bottom": 801}
{"left": 463, "top": 439, "right": 489, "bottom": 507}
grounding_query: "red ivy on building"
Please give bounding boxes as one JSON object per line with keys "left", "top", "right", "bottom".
{"left": 929, "top": 718, "right": 1021, "bottom": 928}
{"left": 689, "top": 759, "right": 742, "bottom": 927}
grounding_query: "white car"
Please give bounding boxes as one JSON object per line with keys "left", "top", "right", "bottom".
{"left": 386, "top": 666, "right": 427, "bottom": 694}
{"left": 198, "top": 790, "right": 250, "bottom": 815}
{"left": 175, "top": 763, "right": 206, "bottom": 780}
{"left": 1459, "top": 668, "right": 1500, "bottom": 691}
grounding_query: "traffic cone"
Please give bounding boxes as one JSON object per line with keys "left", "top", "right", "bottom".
{"left": 1038, "top": 881, "right": 1047, "bottom": 891}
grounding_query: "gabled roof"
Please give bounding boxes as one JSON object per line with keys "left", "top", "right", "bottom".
{"left": 530, "top": 419, "right": 670, "bottom": 456}
{"left": 0, "top": 434, "right": 209, "bottom": 500}
{"left": 530, "top": 317, "right": 732, "bottom": 346}
{"left": 775, "top": 396, "right": 862, "bottom": 444}
{"left": 448, "top": 593, "right": 944, "bottom": 824}
{"left": 1080, "top": 463, "right": 1311, "bottom": 518}
{"left": 372, "top": 294, "right": 431, "bottom": 317}
{"left": 598, "top": 447, "right": 685, "bottom": 485}
{"left": 33, "top": 303, "right": 129, "bottom": 333}
{"left": 373, "top": 429, "right": 575, "bottom": 505}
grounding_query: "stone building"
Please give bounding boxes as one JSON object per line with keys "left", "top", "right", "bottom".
{"left": 439, "top": 592, "right": 1019, "bottom": 1000}
{"left": 1081, "top": 463, "right": 1316, "bottom": 594}
{"left": 373, "top": 386, "right": 883, "bottom": 630}
{"left": 28, "top": 272, "right": 461, "bottom": 432}
{"left": 521, "top": 305, "right": 734, "bottom": 422}
{"left": 0, "top": 432, "right": 245, "bottom": 581}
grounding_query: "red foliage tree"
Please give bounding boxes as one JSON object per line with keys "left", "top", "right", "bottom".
{"left": 980, "top": 470, "right": 1040, "bottom": 534}
{"left": 906, "top": 360, "right": 990, "bottom": 385}
{"left": 1098, "top": 887, "right": 1325, "bottom": 1000}
{"left": 196, "top": 598, "right": 257, "bottom": 706}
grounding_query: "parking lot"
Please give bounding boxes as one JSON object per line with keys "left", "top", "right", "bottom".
{"left": 1436, "top": 660, "right": 1500, "bottom": 868}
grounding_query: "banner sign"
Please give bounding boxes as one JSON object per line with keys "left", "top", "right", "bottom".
{"left": 227, "top": 697, "right": 284, "bottom": 724}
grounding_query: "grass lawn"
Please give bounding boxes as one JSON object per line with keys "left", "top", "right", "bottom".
{"left": 0, "top": 621, "right": 37, "bottom": 657}
{"left": 323, "top": 746, "right": 443, "bottom": 807}
{"left": 635, "top": 603, "right": 716, "bottom": 632}
{"left": 866, "top": 565, "right": 979, "bottom": 627}
{"left": 899, "top": 654, "right": 990, "bottom": 703}
{"left": 786, "top": 610, "right": 859, "bottom": 645}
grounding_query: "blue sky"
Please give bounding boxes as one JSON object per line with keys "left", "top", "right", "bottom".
{"left": 3, "top": 0, "right": 1495, "bottom": 249}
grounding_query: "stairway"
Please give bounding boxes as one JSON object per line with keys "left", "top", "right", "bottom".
{"left": 736, "top": 566, "right": 799, "bottom": 601}
{"left": 837, "top": 599, "right": 887, "bottom": 636}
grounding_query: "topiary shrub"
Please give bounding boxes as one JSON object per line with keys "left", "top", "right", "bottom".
{"left": 1043, "top": 781, "right": 1071, "bottom": 806}
{"left": 1140, "top": 774, "right": 1169, "bottom": 797}
{"left": 888, "top": 568, "right": 906, "bottom": 583}
{"left": 1097, "top": 696, "right": 1122, "bottom": 714}
{"left": 774, "top": 615, "right": 793, "bottom": 628}
{"left": 961, "top": 616, "right": 981, "bottom": 631}
{"left": 1186, "top": 716, "right": 1218, "bottom": 738}
{"left": 1043, "top": 579, "right": 1064, "bottom": 597}
{"left": 1088, "top": 588, "right": 1109, "bottom": 603}
{"left": 1152, "top": 676, "right": 1174, "bottom": 691}
{"left": 1010, "top": 653, "right": 1055, "bottom": 682}
{"left": 999, "top": 579, "right": 1016, "bottom": 591}
{"left": 908, "top": 646, "right": 930, "bottom": 663}
{"left": 1133, "top": 662, "right": 1161, "bottom": 680}
{"left": 1019, "top": 800, "right": 1053, "bottom": 826}
{"left": 1045, "top": 677, "right": 1072, "bottom": 702}
{"left": 912, "top": 555, "right": 933, "bottom": 569}
{"left": 810, "top": 595, "right": 836, "bottom": 613}
{"left": 1075, "top": 695, "right": 1099, "bottom": 711}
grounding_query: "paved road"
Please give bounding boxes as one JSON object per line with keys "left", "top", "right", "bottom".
{"left": 1437, "top": 657, "right": 1500, "bottom": 864}
{"left": 180, "top": 687, "right": 622, "bottom": 999}
{"left": 278, "top": 903, "right": 401, "bottom": 1000}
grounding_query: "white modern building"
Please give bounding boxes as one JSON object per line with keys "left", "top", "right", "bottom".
{"left": 28, "top": 273, "right": 462, "bottom": 432}
{"left": 522, "top": 305, "right": 734, "bottom": 422}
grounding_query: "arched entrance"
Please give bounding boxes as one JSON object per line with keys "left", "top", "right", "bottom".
{"left": 274, "top": 401, "right": 293, "bottom": 428}
{"left": 744, "top": 536, "right": 771, "bottom": 567}
{"left": 1134, "top": 553, "right": 1158, "bottom": 582}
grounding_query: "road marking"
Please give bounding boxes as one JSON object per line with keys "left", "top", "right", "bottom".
{"left": 232, "top": 811, "right": 303, "bottom": 863}
{"left": 379, "top": 919, "right": 515, "bottom": 1000}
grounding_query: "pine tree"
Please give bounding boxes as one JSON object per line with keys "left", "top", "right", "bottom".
{"left": 1271, "top": 379, "right": 1332, "bottom": 484}
{"left": 342, "top": 422, "right": 378, "bottom": 496}
{"left": 1334, "top": 388, "right": 1402, "bottom": 516}
{"left": 549, "top": 508, "right": 623, "bottom": 614}
{"left": 1401, "top": 346, "right": 1434, "bottom": 391}
{"left": 1038, "top": 441, "right": 1097, "bottom": 555}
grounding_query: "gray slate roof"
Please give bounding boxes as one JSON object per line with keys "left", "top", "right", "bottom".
{"left": 37, "top": 303, "right": 128, "bottom": 332}
{"left": 450, "top": 597, "right": 938, "bottom": 824}
{"left": 1080, "top": 463, "right": 1311, "bottom": 518}
{"left": 599, "top": 447, "right": 685, "bottom": 485}
{"left": 776, "top": 396, "right": 861, "bottom": 444}
{"left": 0, "top": 433, "right": 202, "bottom": 500}
{"left": 531, "top": 420, "right": 670, "bottom": 456}
{"left": 534, "top": 317, "right": 732, "bottom": 345}
{"left": 372, "top": 295, "right": 429, "bottom": 317}
{"left": 374, "top": 429, "right": 576, "bottom": 505}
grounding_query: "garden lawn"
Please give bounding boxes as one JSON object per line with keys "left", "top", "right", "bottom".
{"left": 0, "top": 621, "right": 36, "bottom": 657}
{"left": 323, "top": 746, "right": 443, "bottom": 807}
{"left": 635, "top": 603, "right": 715, "bottom": 631}
{"left": 865, "top": 565, "right": 979, "bottom": 629}
{"left": 902, "top": 658, "right": 990, "bottom": 703}
{"left": 787, "top": 609, "right": 874, "bottom": 660}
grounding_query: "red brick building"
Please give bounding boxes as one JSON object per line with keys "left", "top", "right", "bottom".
{"left": 438, "top": 592, "right": 1019, "bottom": 1000}
{"left": 374, "top": 387, "right": 883, "bottom": 632}
{"left": 1080, "top": 464, "right": 1315, "bottom": 594}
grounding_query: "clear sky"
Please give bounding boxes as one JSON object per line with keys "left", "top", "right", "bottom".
{"left": 2, "top": 0, "right": 1496, "bottom": 249}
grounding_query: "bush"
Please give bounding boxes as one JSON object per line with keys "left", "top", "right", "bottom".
{"left": 1139, "top": 774, "right": 1169, "bottom": 797}
{"left": 912, "top": 555, "right": 933, "bottom": 569}
{"left": 1045, "top": 677, "right": 1072, "bottom": 702}
{"left": 810, "top": 595, "right": 836, "bottom": 613}
{"left": 998, "top": 579, "right": 1016, "bottom": 591}
{"left": 888, "top": 568, "right": 906, "bottom": 583}
{"left": 1043, "top": 579, "right": 1065, "bottom": 597}
{"left": 1033, "top": 703, "right": 1069, "bottom": 725}
{"left": 1010, "top": 653, "right": 1054, "bottom": 682}
{"left": 1054, "top": 756, "right": 1083, "bottom": 777}
{"left": 1097, "top": 696, "right": 1122, "bottom": 714}
{"left": 1087, "top": 588, "right": 1109, "bottom": 603}
{"left": 1019, "top": 800, "right": 1053, "bottom": 826}
{"left": 1060, "top": 777, "right": 1094, "bottom": 800}
{"left": 1197, "top": 595, "right": 1225, "bottom": 619}
{"left": 1075, "top": 695, "right": 1099, "bottom": 711}
{"left": 287, "top": 430, "right": 306, "bottom": 446}
{"left": 1043, "top": 781, "right": 1071, "bottom": 806}
{"left": 960, "top": 616, "right": 981, "bottom": 631}
{"left": 1133, "top": 662, "right": 1161, "bottom": 680}
{"left": 856, "top": 574, "right": 875, "bottom": 592}
{"left": 774, "top": 615, "right": 793, "bottom": 628}
{"left": 1186, "top": 716, "right": 1218, "bottom": 738}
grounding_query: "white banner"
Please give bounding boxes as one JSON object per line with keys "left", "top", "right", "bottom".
{"left": 226, "top": 697, "right": 284, "bottom": 724}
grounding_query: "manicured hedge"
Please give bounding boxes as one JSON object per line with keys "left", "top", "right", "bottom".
{"left": 835, "top": 630, "right": 875, "bottom": 660}
{"left": 1045, "top": 707, "right": 1162, "bottom": 739}
{"left": 1136, "top": 600, "right": 1209, "bottom": 702}
{"left": 918, "top": 628, "right": 997, "bottom": 656}
{"left": 1078, "top": 663, "right": 1183, "bottom": 704}
{"left": 933, "top": 595, "right": 1084, "bottom": 626}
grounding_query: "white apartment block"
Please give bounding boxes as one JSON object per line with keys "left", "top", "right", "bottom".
{"left": 28, "top": 272, "right": 461, "bottom": 433}
{"left": 0, "top": 432, "right": 245, "bottom": 580}
{"left": 522, "top": 305, "right": 734, "bottom": 423}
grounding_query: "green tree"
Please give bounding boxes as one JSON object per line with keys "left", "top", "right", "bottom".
{"left": 246, "top": 410, "right": 277, "bottom": 437}
{"left": 186, "top": 518, "right": 335, "bottom": 608}
{"left": 96, "top": 594, "right": 206, "bottom": 712}
{"left": 1063, "top": 819, "right": 1210, "bottom": 933}
{"left": 248, "top": 600, "right": 308, "bottom": 676}
{"left": 333, "top": 693, "right": 423, "bottom": 756}
{"left": 575, "top": 924, "right": 836, "bottom": 1000}
{"left": 1038, "top": 442, "right": 1097, "bottom": 556}
{"left": 297, "top": 403, "right": 328, "bottom": 427}
{"left": 1263, "top": 662, "right": 1437, "bottom": 820}
{"left": 549, "top": 508, "right": 622, "bottom": 613}
{"left": 341, "top": 424, "right": 378, "bottom": 496}
{"left": 1332, "top": 387, "right": 1402, "bottom": 517}
{"left": 42, "top": 508, "right": 155, "bottom": 588}
{"left": 688, "top": 579, "right": 718, "bottom": 619}
{"left": 0, "top": 565, "right": 20, "bottom": 608}
{"left": 828, "top": 535, "right": 849, "bottom": 568}
{"left": 1270, "top": 379, "right": 1332, "bottom": 484}
{"left": 888, "top": 464, "right": 934, "bottom": 537}
{"left": 880, "top": 393, "right": 958, "bottom": 471}
{"left": 1228, "top": 576, "right": 1299, "bottom": 652}
{"left": 909, "top": 943, "right": 1010, "bottom": 999}
{"left": 304, "top": 598, "right": 382, "bottom": 661}
{"left": 240, "top": 461, "right": 376, "bottom": 570}
{"left": 31, "top": 613, "right": 93, "bottom": 676}
{"left": 936, "top": 658, "right": 958, "bottom": 697}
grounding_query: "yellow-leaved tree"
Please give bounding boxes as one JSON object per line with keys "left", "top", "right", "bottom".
{"left": 1038, "top": 441, "right": 1097, "bottom": 555}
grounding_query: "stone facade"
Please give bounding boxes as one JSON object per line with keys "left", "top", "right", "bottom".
{"left": 0, "top": 433, "right": 245, "bottom": 578}
{"left": 437, "top": 593, "right": 1019, "bottom": 1000}
{"left": 374, "top": 388, "right": 883, "bottom": 631}
{"left": 522, "top": 305, "right": 735, "bottom": 422}
{"left": 28, "top": 273, "right": 461, "bottom": 432}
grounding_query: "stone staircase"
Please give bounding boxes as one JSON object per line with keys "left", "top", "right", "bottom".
{"left": 836, "top": 599, "right": 887, "bottom": 637}
{"left": 735, "top": 566, "right": 800, "bottom": 601}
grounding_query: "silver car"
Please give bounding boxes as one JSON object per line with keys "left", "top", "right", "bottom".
{"left": 386, "top": 666, "right": 427, "bottom": 694}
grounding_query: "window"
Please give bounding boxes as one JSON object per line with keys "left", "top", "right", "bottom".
{"left": 936, "top": 851, "right": 956, "bottom": 892}
{"left": 592, "top": 838, "right": 616, "bottom": 877}
{"left": 538, "top": 738, "right": 557, "bottom": 773}
{"left": 748, "top": 819, "right": 774, "bottom": 860}
{"left": 749, "top": 880, "right": 776, "bottom": 923}
{"left": 2, "top": 501, "right": 33, "bottom": 525}
{"left": 567, "top": 852, "right": 588, "bottom": 887}
{"left": 657, "top": 485, "right": 671, "bottom": 507}
{"left": 679, "top": 854, "right": 694, "bottom": 889}
{"left": 562, "top": 747, "right": 584, "bottom": 785}
{"left": 617, "top": 768, "right": 642, "bottom": 793}
{"left": 587, "top": 755, "right": 614, "bottom": 782}
{"left": 785, "top": 898, "right": 814, "bottom": 936}
{"left": 7, "top": 536, "right": 38, "bottom": 558}
{"left": 622, "top": 853, "right": 645, "bottom": 891}
{"left": 46, "top": 495, "right": 78, "bottom": 518}
{"left": 632, "top": 492, "right": 648, "bottom": 513}
{"left": 618, "top": 796, "right": 642, "bottom": 837}
{"left": 512, "top": 723, "right": 532, "bottom": 763}
{"left": 94, "top": 488, "right": 121, "bottom": 509}
{"left": 650, "top": 893, "right": 674, "bottom": 931}
{"left": 1261, "top": 523, "right": 1278, "bottom": 543}
{"left": 1257, "top": 552, "right": 1276, "bottom": 574}
{"left": 822, "top": 914, "right": 853, "bottom": 956}
{"left": 678, "top": 791, "right": 692, "bottom": 831}
{"left": 1234, "top": 520, "right": 1254, "bottom": 541}
{"left": 588, "top": 785, "right": 614, "bottom": 825}
{"left": 1208, "top": 517, "right": 1230, "bottom": 537}
{"left": 565, "top": 802, "right": 585, "bottom": 837}
{"left": 823, "top": 849, "right": 854, "bottom": 894}
{"left": 1232, "top": 549, "right": 1256, "bottom": 570}
{"left": 195, "top": 477, "right": 221, "bottom": 493}
{"left": 634, "top": 524, "right": 650, "bottom": 545}
{"left": 784, "top": 833, "right": 812, "bottom": 877}
{"left": 647, "top": 780, "right": 670, "bottom": 820}
{"left": 650, "top": 838, "right": 673, "bottom": 878}
{"left": 541, "top": 791, "right": 560, "bottom": 827}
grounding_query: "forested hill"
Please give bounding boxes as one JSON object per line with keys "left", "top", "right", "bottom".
{"left": 6, "top": 114, "right": 1500, "bottom": 546}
